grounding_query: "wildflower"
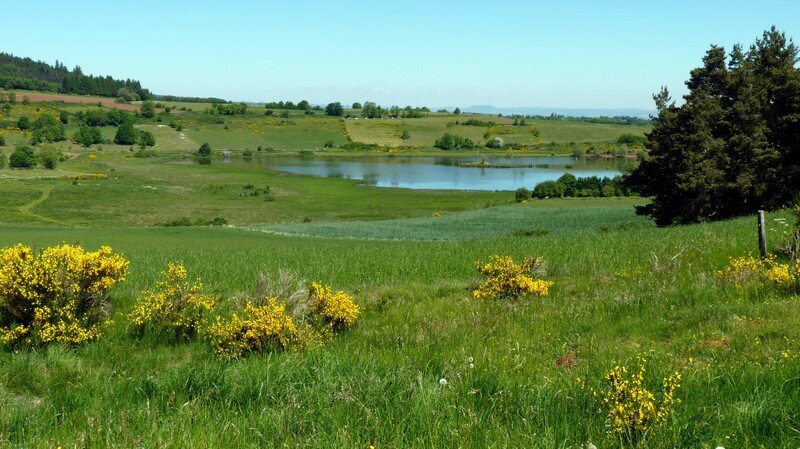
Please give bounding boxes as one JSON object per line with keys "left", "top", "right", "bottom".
{"left": 439, "top": 378, "right": 448, "bottom": 386}
{"left": 593, "top": 356, "right": 681, "bottom": 443}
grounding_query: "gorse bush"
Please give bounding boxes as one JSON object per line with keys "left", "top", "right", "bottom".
{"left": 0, "top": 244, "right": 128, "bottom": 347}
{"left": 209, "top": 298, "right": 299, "bottom": 360}
{"left": 594, "top": 356, "right": 682, "bottom": 444}
{"left": 308, "top": 282, "right": 360, "bottom": 332}
{"left": 130, "top": 262, "right": 216, "bottom": 340}
{"left": 210, "top": 276, "right": 359, "bottom": 359}
{"left": 717, "top": 255, "right": 800, "bottom": 292}
{"left": 473, "top": 255, "right": 552, "bottom": 300}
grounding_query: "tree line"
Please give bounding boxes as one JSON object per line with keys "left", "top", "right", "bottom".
{"left": 0, "top": 53, "right": 152, "bottom": 100}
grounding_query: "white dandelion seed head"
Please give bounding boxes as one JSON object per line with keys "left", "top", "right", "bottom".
{"left": 439, "top": 378, "right": 448, "bottom": 386}
{"left": 467, "top": 356, "right": 474, "bottom": 363}
{"left": 469, "top": 363, "right": 475, "bottom": 369}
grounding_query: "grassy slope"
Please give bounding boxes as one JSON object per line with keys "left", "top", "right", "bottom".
{"left": 0, "top": 204, "right": 797, "bottom": 447}
{"left": 345, "top": 115, "right": 650, "bottom": 147}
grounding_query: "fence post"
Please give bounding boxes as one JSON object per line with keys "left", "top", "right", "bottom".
{"left": 758, "top": 210, "right": 767, "bottom": 259}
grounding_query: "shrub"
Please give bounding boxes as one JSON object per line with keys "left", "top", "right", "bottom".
{"left": 594, "top": 357, "right": 681, "bottom": 444}
{"left": 16, "top": 116, "right": 30, "bottom": 130}
{"left": 473, "top": 255, "right": 552, "bottom": 300}
{"left": 209, "top": 299, "right": 299, "bottom": 359}
{"left": 38, "top": 146, "right": 60, "bottom": 170}
{"left": 308, "top": 282, "right": 360, "bottom": 332}
{"left": 198, "top": 142, "right": 211, "bottom": 156}
{"left": 717, "top": 255, "right": 799, "bottom": 292}
{"left": 73, "top": 125, "right": 103, "bottom": 147}
{"left": 137, "top": 130, "right": 156, "bottom": 149}
{"left": 114, "top": 122, "right": 139, "bottom": 145}
{"left": 434, "top": 132, "right": 475, "bottom": 151}
{"left": 486, "top": 137, "right": 504, "bottom": 148}
{"left": 514, "top": 188, "right": 531, "bottom": 202}
{"left": 9, "top": 144, "right": 36, "bottom": 168}
{"left": 400, "top": 129, "right": 411, "bottom": 140}
{"left": 0, "top": 135, "right": 5, "bottom": 146}
{"left": 0, "top": 244, "right": 128, "bottom": 347}
{"left": 323, "top": 140, "right": 335, "bottom": 148}
{"left": 129, "top": 263, "right": 216, "bottom": 340}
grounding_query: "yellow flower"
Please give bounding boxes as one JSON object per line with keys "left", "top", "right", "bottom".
{"left": 473, "top": 255, "right": 552, "bottom": 300}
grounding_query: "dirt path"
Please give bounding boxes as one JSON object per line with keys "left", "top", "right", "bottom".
{"left": 17, "top": 186, "right": 66, "bottom": 225}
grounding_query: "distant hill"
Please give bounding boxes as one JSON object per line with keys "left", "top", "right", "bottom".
{"left": 453, "top": 105, "right": 655, "bottom": 119}
{"left": 0, "top": 52, "right": 152, "bottom": 100}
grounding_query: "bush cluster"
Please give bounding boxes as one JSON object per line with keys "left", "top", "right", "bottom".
{"left": 434, "top": 132, "right": 476, "bottom": 151}
{"left": 0, "top": 244, "right": 128, "bottom": 347}
{"left": 473, "top": 255, "right": 552, "bottom": 300}
{"left": 517, "top": 173, "right": 631, "bottom": 200}
{"left": 130, "top": 263, "right": 216, "bottom": 339}
{"left": 717, "top": 255, "right": 800, "bottom": 292}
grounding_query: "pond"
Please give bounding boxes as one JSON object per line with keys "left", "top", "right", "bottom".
{"left": 232, "top": 156, "right": 634, "bottom": 191}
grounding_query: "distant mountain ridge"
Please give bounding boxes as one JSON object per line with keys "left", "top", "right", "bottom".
{"left": 452, "top": 104, "right": 655, "bottom": 118}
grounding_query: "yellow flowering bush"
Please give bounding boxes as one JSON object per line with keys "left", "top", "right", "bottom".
{"left": 473, "top": 255, "right": 553, "bottom": 300}
{"left": 209, "top": 298, "right": 298, "bottom": 359}
{"left": 308, "top": 282, "right": 360, "bottom": 332}
{"left": 129, "top": 263, "right": 216, "bottom": 339}
{"left": 0, "top": 244, "right": 128, "bottom": 347}
{"left": 717, "top": 255, "right": 799, "bottom": 292}
{"left": 596, "top": 357, "right": 681, "bottom": 443}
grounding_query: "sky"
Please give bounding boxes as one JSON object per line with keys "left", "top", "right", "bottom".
{"left": 5, "top": 1, "right": 799, "bottom": 109}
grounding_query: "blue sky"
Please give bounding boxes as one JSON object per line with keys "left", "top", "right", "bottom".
{"left": 5, "top": 1, "right": 798, "bottom": 109}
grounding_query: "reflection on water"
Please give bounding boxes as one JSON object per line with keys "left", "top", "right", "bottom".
{"left": 229, "top": 156, "right": 634, "bottom": 191}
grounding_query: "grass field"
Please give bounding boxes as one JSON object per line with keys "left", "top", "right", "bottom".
{"left": 0, "top": 97, "right": 798, "bottom": 448}
{"left": 345, "top": 115, "right": 651, "bottom": 148}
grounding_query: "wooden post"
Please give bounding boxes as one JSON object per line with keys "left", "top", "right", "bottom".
{"left": 758, "top": 210, "right": 767, "bottom": 259}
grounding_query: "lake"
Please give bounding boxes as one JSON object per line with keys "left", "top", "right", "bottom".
{"left": 231, "top": 156, "right": 633, "bottom": 191}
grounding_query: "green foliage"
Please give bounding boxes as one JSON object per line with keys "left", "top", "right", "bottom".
{"left": 351, "top": 102, "right": 362, "bottom": 109}
{"left": 0, "top": 135, "right": 4, "bottom": 146}
{"left": 626, "top": 27, "right": 800, "bottom": 225}
{"left": 0, "top": 152, "right": 6, "bottom": 169}
{"left": 361, "top": 101, "right": 383, "bottom": 119}
{"left": 531, "top": 174, "right": 629, "bottom": 199}
{"left": 434, "top": 132, "right": 475, "bottom": 151}
{"left": 461, "top": 118, "right": 496, "bottom": 127}
{"left": 210, "top": 102, "right": 247, "bottom": 115}
{"left": 114, "top": 122, "right": 139, "bottom": 145}
{"left": 325, "top": 102, "right": 344, "bottom": 116}
{"left": 140, "top": 101, "right": 155, "bottom": 118}
{"left": 37, "top": 146, "right": 60, "bottom": 170}
{"left": 16, "top": 116, "right": 30, "bottom": 130}
{"left": 616, "top": 133, "right": 647, "bottom": 146}
{"left": 138, "top": 130, "right": 156, "bottom": 149}
{"left": 0, "top": 52, "right": 152, "bottom": 98}
{"left": 198, "top": 142, "right": 211, "bottom": 156}
{"left": 515, "top": 188, "right": 531, "bottom": 202}
{"left": 400, "top": 129, "right": 411, "bottom": 140}
{"left": 73, "top": 125, "right": 103, "bottom": 147}
{"left": 9, "top": 143, "right": 36, "bottom": 168}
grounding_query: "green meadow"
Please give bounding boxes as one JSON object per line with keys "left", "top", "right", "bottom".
{"left": 0, "top": 98, "right": 798, "bottom": 448}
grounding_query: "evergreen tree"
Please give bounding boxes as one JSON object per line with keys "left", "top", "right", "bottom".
{"left": 625, "top": 27, "right": 800, "bottom": 225}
